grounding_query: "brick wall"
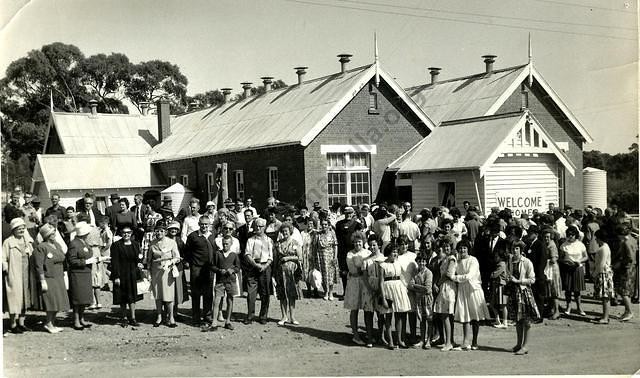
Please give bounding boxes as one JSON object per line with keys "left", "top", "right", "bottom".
{"left": 498, "top": 83, "right": 584, "bottom": 208}
{"left": 303, "top": 79, "right": 429, "bottom": 208}
{"left": 154, "top": 145, "right": 305, "bottom": 211}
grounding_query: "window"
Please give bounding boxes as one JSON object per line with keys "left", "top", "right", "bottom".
{"left": 368, "top": 83, "right": 378, "bottom": 114}
{"left": 95, "top": 196, "right": 106, "bottom": 215}
{"left": 235, "top": 170, "right": 245, "bottom": 201}
{"left": 181, "top": 175, "right": 189, "bottom": 187}
{"left": 326, "top": 152, "right": 371, "bottom": 206}
{"left": 169, "top": 176, "right": 177, "bottom": 185}
{"left": 438, "top": 182, "right": 456, "bottom": 207}
{"left": 557, "top": 164, "right": 565, "bottom": 209}
{"left": 268, "top": 167, "right": 278, "bottom": 198}
{"left": 206, "top": 172, "right": 215, "bottom": 201}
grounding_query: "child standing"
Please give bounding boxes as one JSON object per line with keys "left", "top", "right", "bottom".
{"left": 490, "top": 251, "right": 509, "bottom": 329}
{"left": 379, "top": 243, "right": 412, "bottom": 349}
{"left": 210, "top": 235, "right": 241, "bottom": 331}
{"left": 408, "top": 254, "right": 433, "bottom": 349}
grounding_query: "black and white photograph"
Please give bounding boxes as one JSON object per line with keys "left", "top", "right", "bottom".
{"left": 0, "top": 0, "right": 638, "bottom": 376}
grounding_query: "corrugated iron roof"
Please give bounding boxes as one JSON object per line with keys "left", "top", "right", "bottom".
{"left": 51, "top": 112, "right": 159, "bottom": 154}
{"left": 34, "top": 154, "right": 162, "bottom": 190}
{"left": 389, "top": 113, "right": 522, "bottom": 173}
{"left": 405, "top": 65, "right": 528, "bottom": 125}
{"left": 150, "top": 65, "right": 375, "bottom": 162}
{"left": 149, "top": 64, "right": 434, "bottom": 162}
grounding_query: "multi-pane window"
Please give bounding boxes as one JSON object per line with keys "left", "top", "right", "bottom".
{"left": 235, "top": 170, "right": 245, "bottom": 201}
{"left": 557, "top": 164, "right": 565, "bottom": 209}
{"left": 181, "top": 174, "right": 189, "bottom": 187}
{"left": 369, "top": 92, "right": 378, "bottom": 110}
{"left": 268, "top": 167, "right": 279, "bottom": 198}
{"left": 169, "top": 176, "right": 177, "bottom": 185}
{"left": 326, "top": 152, "right": 371, "bottom": 206}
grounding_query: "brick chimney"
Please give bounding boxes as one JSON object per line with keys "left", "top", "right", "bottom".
{"left": 261, "top": 77, "right": 274, "bottom": 92}
{"left": 241, "top": 82, "right": 252, "bottom": 98}
{"left": 428, "top": 67, "right": 441, "bottom": 84}
{"left": 157, "top": 98, "right": 171, "bottom": 142}
{"left": 221, "top": 88, "right": 233, "bottom": 103}
{"left": 89, "top": 99, "right": 98, "bottom": 116}
{"left": 482, "top": 55, "right": 497, "bottom": 74}
{"left": 337, "top": 54, "right": 352, "bottom": 73}
{"left": 140, "top": 101, "right": 149, "bottom": 116}
{"left": 294, "top": 67, "right": 308, "bottom": 85}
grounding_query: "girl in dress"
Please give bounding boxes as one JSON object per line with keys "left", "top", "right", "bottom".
{"left": 559, "top": 226, "right": 588, "bottom": 316}
{"left": 275, "top": 224, "right": 303, "bottom": 326}
{"left": 378, "top": 243, "right": 412, "bottom": 349}
{"left": 452, "top": 240, "right": 490, "bottom": 350}
{"left": 433, "top": 236, "right": 458, "bottom": 351}
{"left": 313, "top": 219, "right": 338, "bottom": 301}
{"left": 542, "top": 228, "right": 562, "bottom": 320}
{"left": 344, "top": 232, "right": 373, "bottom": 346}
{"left": 489, "top": 251, "right": 509, "bottom": 329}
{"left": 363, "top": 234, "right": 386, "bottom": 345}
{"left": 592, "top": 229, "right": 614, "bottom": 324}
{"left": 507, "top": 240, "right": 540, "bottom": 355}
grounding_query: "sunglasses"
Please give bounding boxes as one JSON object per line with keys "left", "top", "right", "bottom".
{"left": 223, "top": 227, "right": 234, "bottom": 230}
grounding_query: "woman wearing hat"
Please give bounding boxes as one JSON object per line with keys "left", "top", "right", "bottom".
{"left": 67, "top": 221, "right": 105, "bottom": 330}
{"left": 147, "top": 222, "right": 181, "bottom": 327}
{"left": 2, "top": 218, "right": 35, "bottom": 334}
{"left": 166, "top": 221, "right": 188, "bottom": 319}
{"left": 110, "top": 225, "right": 143, "bottom": 326}
{"left": 452, "top": 239, "right": 490, "bottom": 350}
{"left": 34, "top": 224, "right": 70, "bottom": 333}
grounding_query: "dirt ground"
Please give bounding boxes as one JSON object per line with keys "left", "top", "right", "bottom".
{"left": 3, "top": 282, "right": 639, "bottom": 377}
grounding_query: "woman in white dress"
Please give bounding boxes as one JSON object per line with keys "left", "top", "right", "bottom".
{"left": 379, "top": 243, "right": 411, "bottom": 349}
{"left": 433, "top": 236, "right": 458, "bottom": 351}
{"left": 452, "top": 239, "right": 490, "bottom": 350}
{"left": 343, "top": 232, "right": 373, "bottom": 346}
{"left": 147, "top": 222, "right": 181, "bottom": 327}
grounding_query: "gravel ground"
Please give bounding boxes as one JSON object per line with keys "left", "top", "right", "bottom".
{"left": 3, "top": 283, "right": 639, "bottom": 377}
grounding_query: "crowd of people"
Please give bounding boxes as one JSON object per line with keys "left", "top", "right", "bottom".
{"left": 2, "top": 189, "right": 638, "bottom": 355}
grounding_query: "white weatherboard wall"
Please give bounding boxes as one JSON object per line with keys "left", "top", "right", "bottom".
{"left": 410, "top": 170, "right": 483, "bottom": 211}
{"left": 484, "top": 155, "right": 559, "bottom": 215}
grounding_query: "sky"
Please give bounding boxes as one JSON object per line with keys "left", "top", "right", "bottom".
{"left": 0, "top": 0, "right": 637, "bottom": 153}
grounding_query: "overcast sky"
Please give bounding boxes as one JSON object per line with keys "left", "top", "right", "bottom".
{"left": 1, "top": 0, "right": 637, "bottom": 153}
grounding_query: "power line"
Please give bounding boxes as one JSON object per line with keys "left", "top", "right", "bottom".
{"left": 284, "top": 0, "right": 637, "bottom": 41}
{"left": 343, "top": 0, "right": 635, "bottom": 31}
{"left": 528, "top": 0, "right": 636, "bottom": 14}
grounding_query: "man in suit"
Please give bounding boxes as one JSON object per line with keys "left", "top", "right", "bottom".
{"left": 473, "top": 221, "right": 508, "bottom": 298}
{"left": 79, "top": 195, "right": 103, "bottom": 227}
{"left": 184, "top": 216, "right": 215, "bottom": 328}
{"left": 237, "top": 209, "right": 255, "bottom": 254}
{"left": 105, "top": 193, "right": 120, "bottom": 231}
{"left": 130, "top": 194, "right": 150, "bottom": 243}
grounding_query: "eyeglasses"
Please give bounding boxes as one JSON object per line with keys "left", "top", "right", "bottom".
{"left": 198, "top": 223, "right": 210, "bottom": 226}
{"left": 122, "top": 231, "right": 132, "bottom": 235}
{"left": 223, "top": 227, "right": 234, "bottom": 230}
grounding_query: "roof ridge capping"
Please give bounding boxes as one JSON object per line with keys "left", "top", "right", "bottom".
{"left": 440, "top": 111, "right": 524, "bottom": 126}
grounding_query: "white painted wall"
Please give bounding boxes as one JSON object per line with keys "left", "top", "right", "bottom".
{"left": 410, "top": 170, "right": 483, "bottom": 211}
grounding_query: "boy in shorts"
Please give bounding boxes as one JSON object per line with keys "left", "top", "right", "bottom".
{"left": 210, "top": 235, "right": 241, "bottom": 331}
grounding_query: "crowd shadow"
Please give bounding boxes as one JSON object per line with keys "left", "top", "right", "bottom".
{"left": 283, "top": 323, "right": 356, "bottom": 347}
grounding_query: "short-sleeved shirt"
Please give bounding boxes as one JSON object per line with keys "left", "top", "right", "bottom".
{"left": 245, "top": 235, "right": 273, "bottom": 263}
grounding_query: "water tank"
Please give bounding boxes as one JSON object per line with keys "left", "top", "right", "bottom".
{"left": 583, "top": 167, "right": 607, "bottom": 211}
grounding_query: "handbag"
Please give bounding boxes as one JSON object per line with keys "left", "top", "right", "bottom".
{"left": 543, "top": 260, "right": 553, "bottom": 281}
{"left": 171, "top": 265, "right": 180, "bottom": 279}
{"left": 136, "top": 269, "right": 151, "bottom": 294}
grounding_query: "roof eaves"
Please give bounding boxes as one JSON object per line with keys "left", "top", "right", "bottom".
{"left": 483, "top": 67, "right": 531, "bottom": 116}
{"left": 151, "top": 141, "right": 301, "bottom": 163}
{"left": 379, "top": 69, "right": 436, "bottom": 131}
{"left": 398, "top": 166, "right": 481, "bottom": 174}
{"left": 526, "top": 112, "right": 577, "bottom": 176}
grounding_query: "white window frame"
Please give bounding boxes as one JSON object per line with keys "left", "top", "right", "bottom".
{"left": 181, "top": 174, "right": 189, "bottom": 187}
{"left": 235, "top": 170, "right": 245, "bottom": 201}
{"left": 326, "top": 152, "right": 371, "bottom": 206}
{"left": 169, "top": 176, "right": 177, "bottom": 185}
{"left": 206, "top": 172, "right": 215, "bottom": 201}
{"left": 268, "top": 167, "right": 278, "bottom": 198}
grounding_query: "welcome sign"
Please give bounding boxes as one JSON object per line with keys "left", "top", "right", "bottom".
{"left": 494, "top": 190, "right": 546, "bottom": 216}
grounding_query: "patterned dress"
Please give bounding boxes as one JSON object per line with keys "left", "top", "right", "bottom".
{"left": 313, "top": 230, "right": 338, "bottom": 292}
{"left": 275, "top": 238, "right": 303, "bottom": 301}
{"left": 545, "top": 242, "right": 563, "bottom": 298}
{"left": 507, "top": 257, "right": 540, "bottom": 322}
{"left": 433, "top": 255, "right": 458, "bottom": 315}
{"left": 593, "top": 243, "right": 614, "bottom": 299}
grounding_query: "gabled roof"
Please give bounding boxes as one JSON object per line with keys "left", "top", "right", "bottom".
{"left": 33, "top": 154, "right": 162, "bottom": 190}
{"left": 406, "top": 63, "right": 593, "bottom": 143}
{"left": 48, "top": 112, "right": 159, "bottom": 155}
{"left": 150, "top": 64, "right": 435, "bottom": 162}
{"left": 388, "top": 111, "right": 575, "bottom": 177}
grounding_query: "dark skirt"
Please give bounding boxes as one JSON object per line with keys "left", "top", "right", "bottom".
{"left": 508, "top": 286, "right": 540, "bottom": 322}
{"left": 68, "top": 271, "right": 93, "bottom": 306}
{"left": 42, "top": 275, "right": 70, "bottom": 312}
{"left": 615, "top": 265, "right": 637, "bottom": 297}
{"left": 113, "top": 268, "right": 141, "bottom": 305}
{"left": 560, "top": 263, "right": 586, "bottom": 292}
{"left": 490, "top": 281, "right": 508, "bottom": 307}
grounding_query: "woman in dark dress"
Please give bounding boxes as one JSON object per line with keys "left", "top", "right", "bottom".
{"left": 67, "top": 222, "right": 105, "bottom": 330}
{"left": 114, "top": 199, "right": 136, "bottom": 238}
{"left": 110, "top": 226, "right": 143, "bottom": 326}
{"left": 34, "top": 224, "right": 70, "bottom": 333}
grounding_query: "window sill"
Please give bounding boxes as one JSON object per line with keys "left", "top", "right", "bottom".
{"left": 368, "top": 109, "right": 379, "bottom": 115}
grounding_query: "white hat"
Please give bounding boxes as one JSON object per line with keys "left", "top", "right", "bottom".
{"left": 75, "top": 221, "right": 91, "bottom": 237}
{"left": 206, "top": 201, "right": 216, "bottom": 207}
{"left": 9, "top": 218, "right": 25, "bottom": 231}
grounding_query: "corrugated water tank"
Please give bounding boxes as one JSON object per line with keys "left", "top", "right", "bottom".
{"left": 583, "top": 167, "right": 607, "bottom": 211}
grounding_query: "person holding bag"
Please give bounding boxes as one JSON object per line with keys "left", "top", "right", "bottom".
{"left": 110, "top": 225, "right": 144, "bottom": 327}
{"left": 559, "top": 226, "right": 588, "bottom": 316}
{"left": 147, "top": 222, "right": 181, "bottom": 328}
